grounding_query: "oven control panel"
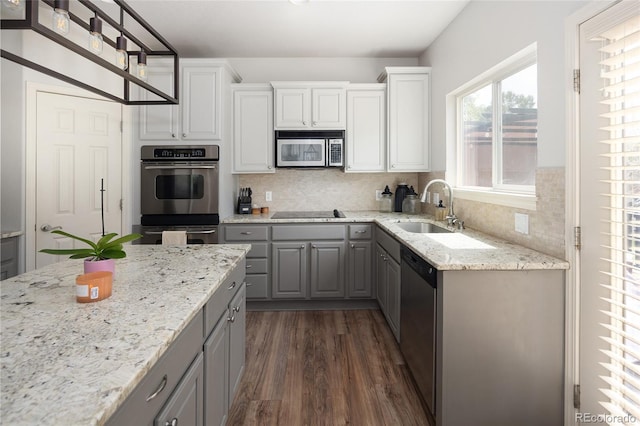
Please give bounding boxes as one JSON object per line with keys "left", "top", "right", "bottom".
{"left": 141, "top": 145, "right": 220, "bottom": 161}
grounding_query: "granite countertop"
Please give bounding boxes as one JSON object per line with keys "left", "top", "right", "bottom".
{"left": 0, "top": 244, "right": 250, "bottom": 426}
{"left": 221, "top": 210, "right": 569, "bottom": 271}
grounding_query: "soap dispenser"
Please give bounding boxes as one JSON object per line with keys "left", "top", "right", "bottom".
{"left": 435, "top": 200, "right": 447, "bottom": 221}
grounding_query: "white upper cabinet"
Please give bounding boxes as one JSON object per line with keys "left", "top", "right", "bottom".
{"left": 272, "top": 82, "right": 348, "bottom": 130}
{"left": 232, "top": 84, "right": 274, "bottom": 173}
{"left": 139, "top": 59, "right": 241, "bottom": 141}
{"left": 379, "top": 67, "right": 431, "bottom": 172}
{"left": 345, "top": 84, "right": 386, "bottom": 173}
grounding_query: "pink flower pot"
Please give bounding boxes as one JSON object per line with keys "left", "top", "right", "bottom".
{"left": 84, "top": 258, "right": 116, "bottom": 278}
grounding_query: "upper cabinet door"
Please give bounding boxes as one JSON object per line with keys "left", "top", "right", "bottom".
{"left": 345, "top": 86, "right": 386, "bottom": 172}
{"left": 181, "top": 66, "right": 221, "bottom": 140}
{"left": 139, "top": 65, "right": 179, "bottom": 140}
{"left": 232, "top": 86, "right": 275, "bottom": 173}
{"left": 272, "top": 82, "right": 348, "bottom": 130}
{"left": 384, "top": 68, "right": 430, "bottom": 172}
{"left": 311, "top": 87, "right": 346, "bottom": 129}
{"left": 274, "top": 88, "right": 311, "bottom": 129}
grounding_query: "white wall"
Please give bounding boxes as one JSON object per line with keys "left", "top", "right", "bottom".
{"left": 420, "top": 0, "right": 586, "bottom": 170}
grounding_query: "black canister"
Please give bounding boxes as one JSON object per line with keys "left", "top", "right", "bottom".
{"left": 394, "top": 182, "right": 410, "bottom": 212}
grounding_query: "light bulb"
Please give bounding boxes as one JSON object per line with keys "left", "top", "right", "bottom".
{"left": 2, "top": 0, "right": 24, "bottom": 11}
{"left": 88, "top": 17, "right": 103, "bottom": 55}
{"left": 137, "top": 51, "right": 148, "bottom": 81}
{"left": 52, "top": 0, "right": 70, "bottom": 35}
{"left": 115, "top": 36, "right": 128, "bottom": 71}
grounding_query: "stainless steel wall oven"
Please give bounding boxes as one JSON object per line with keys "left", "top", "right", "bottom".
{"left": 140, "top": 145, "right": 219, "bottom": 244}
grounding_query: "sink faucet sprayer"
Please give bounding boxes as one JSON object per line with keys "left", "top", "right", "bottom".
{"left": 420, "top": 179, "right": 463, "bottom": 229}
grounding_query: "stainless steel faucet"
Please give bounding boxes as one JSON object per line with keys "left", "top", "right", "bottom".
{"left": 420, "top": 179, "right": 461, "bottom": 228}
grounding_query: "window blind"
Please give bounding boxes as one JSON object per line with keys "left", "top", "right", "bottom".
{"left": 598, "top": 8, "right": 640, "bottom": 424}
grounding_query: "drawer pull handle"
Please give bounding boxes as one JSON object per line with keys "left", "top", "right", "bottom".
{"left": 146, "top": 375, "right": 168, "bottom": 402}
{"left": 246, "top": 265, "right": 253, "bottom": 269}
{"left": 240, "top": 231, "right": 253, "bottom": 235}
{"left": 165, "top": 418, "right": 178, "bottom": 426}
{"left": 228, "top": 281, "right": 237, "bottom": 290}
{"left": 355, "top": 230, "right": 367, "bottom": 234}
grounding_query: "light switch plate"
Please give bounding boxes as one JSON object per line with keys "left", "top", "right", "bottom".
{"left": 515, "top": 213, "right": 529, "bottom": 235}
{"left": 375, "top": 190, "right": 382, "bottom": 200}
{"left": 265, "top": 191, "right": 272, "bottom": 202}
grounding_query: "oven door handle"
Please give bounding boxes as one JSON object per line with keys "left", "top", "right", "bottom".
{"left": 143, "top": 165, "right": 217, "bottom": 170}
{"left": 144, "top": 229, "right": 217, "bottom": 235}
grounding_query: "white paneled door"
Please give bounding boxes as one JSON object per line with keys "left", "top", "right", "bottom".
{"left": 35, "top": 92, "right": 122, "bottom": 268}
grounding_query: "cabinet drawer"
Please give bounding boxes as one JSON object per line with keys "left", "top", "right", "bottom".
{"left": 246, "top": 275, "right": 269, "bottom": 299}
{"left": 204, "top": 258, "right": 245, "bottom": 338}
{"left": 349, "top": 224, "right": 373, "bottom": 240}
{"left": 376, "top": 227, "right": 400, "bottom": 263}
{"left": 247, "top": 242, "right": 268, "bottom": 258}
{"left": 224, "top": 225, "right": 269, "bottom": 241}
{"left": 246, "top": 258, "right": 267, "bottom": 274}
{"left": 272, "top": 225, "right": 345, "bottom": 241}
{"left": 106, "top": 310, "right": 203, "bottom": 426}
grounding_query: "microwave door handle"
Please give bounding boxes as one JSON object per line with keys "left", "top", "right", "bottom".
{"left": 144, "top": 165, "right": 217, "bottom": 170}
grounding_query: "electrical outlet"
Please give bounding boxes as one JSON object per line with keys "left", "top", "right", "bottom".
{"left": 265, "top": 191, "right": 272, "bottom": 202}
{"left": 375, "top": 190, "right": 382, "bottom": 200}
{"left": 433, "top": 192, "right": 440, "bottom": 205}
{"left": 515, "top": 213, "right": 529, "bottom": 234}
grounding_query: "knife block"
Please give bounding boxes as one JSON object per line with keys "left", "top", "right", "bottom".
{"left": 237, "top": 198, "right": 251, "bottom": 214}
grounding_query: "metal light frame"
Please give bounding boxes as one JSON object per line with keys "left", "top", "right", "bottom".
{"left": 1, "top": 0, "right": 179, "bottom": 105}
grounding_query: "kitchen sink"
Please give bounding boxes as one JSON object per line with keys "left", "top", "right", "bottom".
{"left": 395, "top": 222, "right": 451, "bottom": 234}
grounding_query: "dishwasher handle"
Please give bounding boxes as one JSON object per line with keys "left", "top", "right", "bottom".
{"left": 401, "top": 245, "right": 437, "bottom": 288}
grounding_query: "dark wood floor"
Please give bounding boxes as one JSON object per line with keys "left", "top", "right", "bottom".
{"left": 227, "top": 309, "right": 430, "bottom": 426}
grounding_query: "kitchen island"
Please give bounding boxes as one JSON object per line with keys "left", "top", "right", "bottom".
{"left": 0, "top": 244, "right": 250, "bottom": 425}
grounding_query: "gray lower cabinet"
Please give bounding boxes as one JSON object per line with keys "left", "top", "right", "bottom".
{"left": 1, "top": 236, "right": 19, "bottom": 280}
{"left": 272, "top": 242, "right": 307, "bottom": 298}
{"left": 347, "top": 224, "right": 373, "bottom": 298}
{"left": 376, "top": 228, "right": 401, "bottom": 342}
{"left": 155, "top": 353, "right": 204, "bottom": 426}
{"left": 228, "top": 285, "right": 246, "bottom": 398}
{"left": 221, "top": 225, "right": 270, "bottom": 300}
{"left": 203, "top": 314, "right": 228, "bottom": 426}
{"left": 309, "top": 241, "right": 346, "bottom": 298}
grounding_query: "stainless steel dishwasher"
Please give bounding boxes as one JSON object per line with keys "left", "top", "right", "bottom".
{"left": 400, "top": 245, "right": 437, "bottom": 420}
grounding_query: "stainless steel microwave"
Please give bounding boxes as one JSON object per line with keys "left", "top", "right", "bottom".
{"left": 275, "top": 130, "right": 344, "bottom": 168}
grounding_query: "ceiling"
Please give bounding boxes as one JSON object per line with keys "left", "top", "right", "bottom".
{"left": 125, "top": 0, "right": 470, "bottom": 58}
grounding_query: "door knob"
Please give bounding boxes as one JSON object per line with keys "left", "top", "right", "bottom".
{"left": 40, "top": 224, "right": 62, "bottom": 232}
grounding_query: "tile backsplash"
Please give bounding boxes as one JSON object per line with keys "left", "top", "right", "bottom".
{"left": 238, "top": 169, "right": 419, "bottom": 212}
{"left": 239, "top": 168, "right": 566, "bottom": 260}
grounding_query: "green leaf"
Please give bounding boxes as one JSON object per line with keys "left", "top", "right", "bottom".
{"left": 104, "top": 233, "right": 142, "bottom": 247}
{"left": 39, "top": 248, "right": 95, "bottom": 256}
{"left": 101, "top": 248, "right": 126, "bottom": 259}
{"left": 96, "top": 233, "right": 118, "bottom": 247}
{"left": 50, "top": 230, "right": 98, "bottom": 251}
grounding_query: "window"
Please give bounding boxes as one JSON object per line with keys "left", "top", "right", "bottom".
{"left": 456, "top": 50, "right": 537, "bottom": 195}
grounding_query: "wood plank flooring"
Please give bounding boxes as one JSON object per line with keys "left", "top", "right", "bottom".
{"left": 227, "top": 309, "right": 430, "bottom": 426}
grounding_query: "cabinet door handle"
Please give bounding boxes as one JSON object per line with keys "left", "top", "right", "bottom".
{"left": 312, "top": 244, "right": 317, "bottom": 249}
{"left": 351, "top": 244, "right": 355, "bottom": 248}
{"left": 171, "top": 133, "right": 176, "bottom": 138}
{"left": 233, "top": 305, "right": 241, "bottom": 313}
{"left": 182, "top": 133, "right": 187, "bottom": 138}
{"left": 165, "top": 418, "right": 178, "bottom": 426}
{"left": 228, "top": 314, "right": 236, "bottom": 323}
{"left": 300, "top": 245, "right": 305, "bottom": 249}
{"left": 228, "top": 281, "right": 237, "bottom": 290}
{"left": 146, "top": 375, "right": 168, "bottom": 402}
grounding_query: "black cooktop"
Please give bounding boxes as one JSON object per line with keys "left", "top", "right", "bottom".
{"left": 271, "top": 210, "right": 345, "bottom": 219}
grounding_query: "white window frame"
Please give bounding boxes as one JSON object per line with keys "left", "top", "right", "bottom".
{"left": 447, "top": 43, "right": 538, "bottom": 211}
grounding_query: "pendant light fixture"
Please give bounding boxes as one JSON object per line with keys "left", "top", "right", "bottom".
{"left": 115, "top": 35, "right": 128, "bottom": 70}
{"left": 137, "top": 51, "right": 147, "bottom": 81}
{"left": 88, "top": 15, "right": 103, "bottom": 54}
{"left": 51, "top": 0, "right": 70, "bottom": 35}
